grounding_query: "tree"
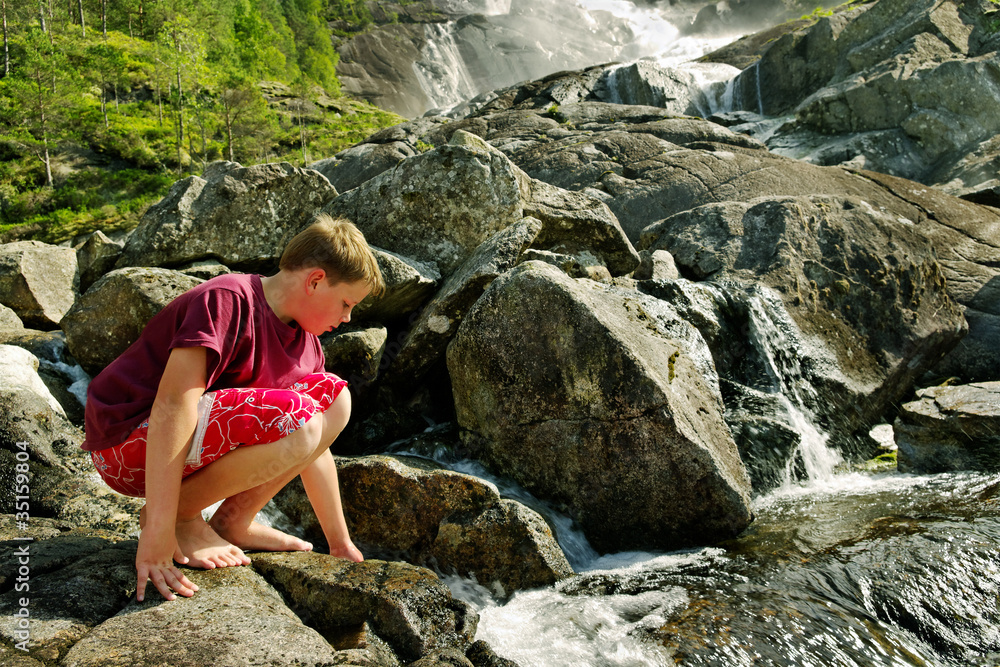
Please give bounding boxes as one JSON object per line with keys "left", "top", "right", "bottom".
{"left": 217, "top": 74, "right": 268, "bottom": 162}
{"left": 0, "top": 28, "right": 78, "bottom": 187}
{"left": 158, "top": 14, "right": 206, "bottom": 171}
{"left": 2, "top": 0, "right": 9, "bottom": 77}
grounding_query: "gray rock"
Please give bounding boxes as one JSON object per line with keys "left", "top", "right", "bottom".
{"left": 312, "top": 141, "right": 420, "bottom": 194}
{"left": 520, "top": 177, "right": 639, "bottom": 277}
{"left": 0, "top": 345, "right": 65, "bottom": 416}
{"left": 354, "top": 248, "right": 441, "bottom": 324}
{"left": 75, "top": 230, "right": 123, "bottom": 292}
{"left": 895, "top": 381, "right": 1000, "bottom": 473}
{"left": 0, "top": 539, "right": 135, "bottom": 662}
{"left": 0, "top": 241, "right": 79, "bottom": 329}
{"left": 336, "top": 22, "right": 431, "bottom": 119}
{"left": 641, "top": 195, "right": 968, "bottom": 450}
{"left": 61, "top": 562, "right": 341, "bottom": 667}
{"left": 60, "top": 267, "right": 202, "bottom": 376}
{"left": 432, "top": 499, "right": 574, "bottom": 595}
{"left": 448, "top": 261, "right": 753, "bottom": 553}
{"left": 321, "top": 324, "right": 388, "bottom": 389}
{"left": 409, "top": 648, "right": 474, "bottom": 667}
{"left": 385, "top": 218, "right": 543, "bottom": 386}
{"left": 0, "top": 302, "right": 23, "bottom": 330}
{"left": 274, "top": 454, "right": 572, "bottom": 593}
{"left": 600, "top": 60, "right": 739, "bottom": 117}
{"left": 326, "top": 131, "right": 526, "bottom": 277}
{"left": 634, "top": 249, "right": 679, "bottom": 282}
{"left": 466, "top": 640, "right": 520, "bottom": 667}
{"left": 253, "top": 552, "right": 478, "bottom": 663}
{"left": 116, "top": 161, "right": 337, "bottom": 272}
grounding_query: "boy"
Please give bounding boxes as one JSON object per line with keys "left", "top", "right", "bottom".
{"left": 82, "top": 214, "right": 384, "bottom": 602}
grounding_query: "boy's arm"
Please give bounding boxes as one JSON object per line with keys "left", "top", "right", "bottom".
{"left": 136, "top": 346, "right": 208, "bottom": 601}
{"left": 300, "top": 449, "right": 363, "bottom": 562}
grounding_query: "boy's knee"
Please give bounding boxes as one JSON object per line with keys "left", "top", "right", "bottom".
{"left": 324, "top": 388, "right": 352, "bottom": 437}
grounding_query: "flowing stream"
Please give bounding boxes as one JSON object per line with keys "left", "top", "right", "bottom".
{"left": 402, "top": 288, "right": 1000, "bottom": 666}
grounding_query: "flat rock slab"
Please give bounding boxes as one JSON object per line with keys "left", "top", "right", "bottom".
{"left": 61, "top": 565, "right": 339, "bottom": 667}
{"left": 895, "top": 381, "right": 1000, "bottom": 473}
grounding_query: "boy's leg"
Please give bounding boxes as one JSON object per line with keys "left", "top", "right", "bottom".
{"left": 174, "top": 382, "right": 352, "bottom": 558}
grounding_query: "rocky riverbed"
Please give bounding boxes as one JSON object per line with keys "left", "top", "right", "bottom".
{"left": 2, "top": 0, "right": 1000, "bottom": 664}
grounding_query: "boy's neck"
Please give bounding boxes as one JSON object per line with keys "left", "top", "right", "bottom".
{"left": 260, "top": 272, "right": 297, "bottom": 325}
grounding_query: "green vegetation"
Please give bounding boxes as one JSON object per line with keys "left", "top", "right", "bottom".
{"left": 0, "top": 0, "right": 405, "bottom": 243}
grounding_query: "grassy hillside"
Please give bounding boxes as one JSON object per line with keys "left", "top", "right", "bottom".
{"left": 0, "top": 0, "right": 406, "bottom": 244}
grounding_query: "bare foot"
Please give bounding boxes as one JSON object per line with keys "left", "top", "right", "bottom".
{"left": 175, "top": 516, "right": 252, "bottom": 569}
{"left": 210, "top": 517, "right": 313, "bottom": 553}
{"left": 328, "top": 538, "right": 364, "bottom": 563}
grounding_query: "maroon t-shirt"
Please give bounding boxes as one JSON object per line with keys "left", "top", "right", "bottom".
{"left": 82, "top": 273, "right": 325, "bottom": 452}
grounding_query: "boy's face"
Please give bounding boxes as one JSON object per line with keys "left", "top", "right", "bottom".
{"left": 300, "top": 276, "right": 371, "bottom": 335}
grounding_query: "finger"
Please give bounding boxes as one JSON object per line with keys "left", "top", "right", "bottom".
{"left": 150, "top": 570, "right": 176, "bottom": 602}
{"left": 166, "top": 570, "right": 198, "bottom": 597}
{"left": 136, "top": 569, "right": 149, "bottom": 602}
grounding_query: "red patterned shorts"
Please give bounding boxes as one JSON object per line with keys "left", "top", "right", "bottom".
{"left": 90, "top": 373, "right": 347, "bottom": 497}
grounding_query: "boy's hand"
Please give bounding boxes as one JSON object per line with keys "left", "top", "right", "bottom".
{"left": 135, "top": 528, "right": 198, "bottom": 602}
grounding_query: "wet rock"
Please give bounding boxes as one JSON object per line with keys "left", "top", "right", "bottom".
{"left": 253, "top": 551, "right": 478, "bottom": 663}
{"left": 321, "top": 324, "right": 388, "bottom": 389}
{"left": 448, "top": 261, "right": 753, "bottom": 553}
{"left": 385, "top": 218, "right": 543, "bottom": 386}
{"left": 274, "top": 454, "right": 572, "bottom": 592}
{"left": 0, "top": 383, "right": 85, "bottom": 473}
{"left": 0, "top": 518, "right": 131, "bottom": 591}
{"left": 0, "top": 538, "right": 134, "bottom": 662}
{"left": 0, "top": 241, "right": 79, "bottom": 329}
{"left": 641, "top": 195, "right": 967, "bottom": 451}
{"left": 61, "top": 562, "right": 341, "bottom": 667}
{"left": 601, "top": 60, "right": 738, "bottom": 117}
{"left": 465, "top": 640, "right": 520, "bottom": 667}
{"left": 75, "top": 230, "right": 123, "bottom": 292}
{"left": 336, "top": 22, "right": 431, "bottom": 119}
{"left": 115, "top": 161, "right": 337, "bottom": 272}
{"left": 432, "top": 499, "right": 575, "bottom": 594}
{"left": 60, "top": 267, "right": 202, "bottom": 376}
{"left": 409, "top": 648, "right": 474, "bottom": 667}
{"left": 326, "top": 131, "right": 526, "bottom": 277}
{"left": 354, "top": 248, "right": 441, "bottom": 325}
{"left": 895, "top": 381, "right": 1000, "bottom": 473}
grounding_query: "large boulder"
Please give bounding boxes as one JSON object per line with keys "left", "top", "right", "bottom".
{"left": 253, "top": 552, "right": 478, "bottom": 664}
{"left": 326, "top": 131, "right": 526, "bottom": 277}
{"left": 0, "top": 345, "right": 65, "bottom": 417}
{"left": 448, "top": 261, "right": 753, "bottom": 553}
{"left": 384, "top": 218, "right": 543, "bottom": 387}
{"left": 274, "top": 454, "right": 573, "bottom": 593}
{"left": 60, "top": 268, "right": 202, "bottom": 376}
{"left": 894, "top": 381, "right": 1000, "bottom": 473}
{"left": 641, "top": 194, "right": 967, "bottom": 450}
{"left": 115, "top": 161, "right": 337, "bottom": 272}
{"left": 353, "top": 248, "right": 441, "bottom": 325}
{"left": 75, "top": 230, "right": 124, "bottom": 292}
{"left": 0, "top": 241, "right": 79, "bottom": 329}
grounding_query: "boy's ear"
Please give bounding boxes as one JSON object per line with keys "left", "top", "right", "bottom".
{"left": 304, "top": 268, "right": 327, "bottom": 293}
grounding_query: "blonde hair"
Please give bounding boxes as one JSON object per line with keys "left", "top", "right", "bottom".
{"left": 280, "top": 214, "right": 385, "bottom": 297}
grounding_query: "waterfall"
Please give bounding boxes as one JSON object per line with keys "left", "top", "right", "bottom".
{"left": 413, "top": 22, "right": 479, "bottom": 113}
{"left": 744, "top": 290, "right": 842, "bottom": 486}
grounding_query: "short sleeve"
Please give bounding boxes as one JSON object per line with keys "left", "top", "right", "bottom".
{"left": 168, "top": 286, "right": 246, "bottom": 386}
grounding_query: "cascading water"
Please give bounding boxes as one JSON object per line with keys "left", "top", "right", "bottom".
{"left": 742, "top": 289, "right": 843, "bottom": 488}
{"left": 411, "top": 0, "right": 744, "bottom": 115}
